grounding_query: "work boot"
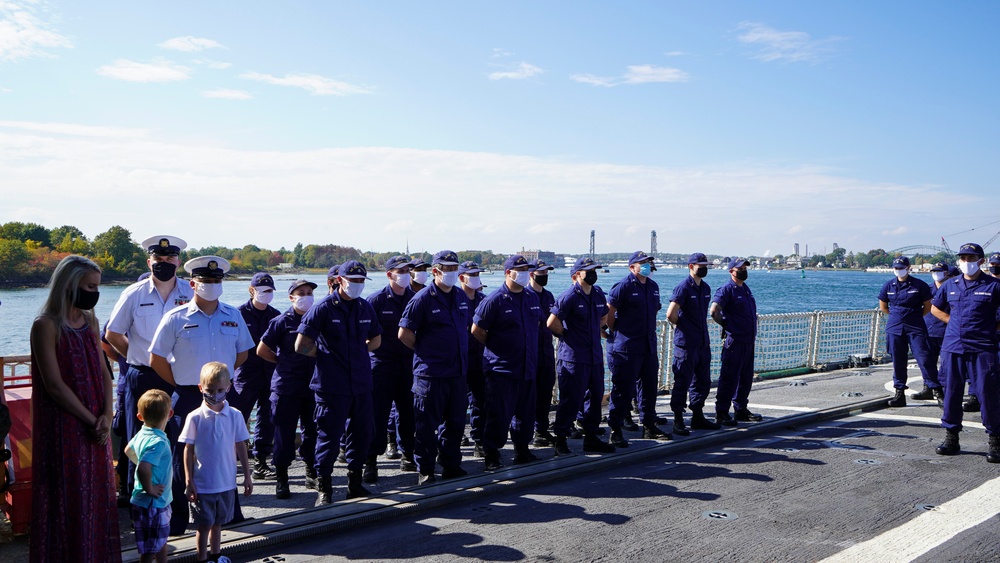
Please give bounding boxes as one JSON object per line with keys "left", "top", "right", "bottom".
{"left": 642, "top": 424, "right": 672, "bottom": 440}
{"left": 336, "top": 447, "right": 347, "bottom": 464}
{"left": 484, "top": 451, "right": 503, "bottom": 471}
{"left": 717, "top": 412, "right": 738, "bottom": 427}
{"left": 610, "top": 429, "right": 629, "bottom": 448}
{"left": 933, "top": 388, "right": 944, "bottom": 407}
{"left": 512, "top": 447, "right": 539, "bottom": 464}
{"left": 385, "top": 435, "right": 401, "bottom": 460}
{"left": 399, "top": 455, "right": 417, "bottom": 472}
{"left": 554, "top": 436, "right": 572, "bottom": 456}
{"left": 691, "top": 410, "right": 721, "bottom": 430}
{"left": 252, "top": 456, "right": 277, "bottom": 480}
{"left": 910, "top": 387, "right": 934, "bottom": 400}
{"left": 887, "top": 388, "right": 906, "bottom": 408}
{"left": 622, "top": 413, "right": 639, "bottom": 431}
{"left": 734, "top": 408, "right": 763, "bottom": 422}
{"left": 582, "top": 434, "right": 616, "bottom": 453}
{"left": 304, "top": 466, "right": 318, "bottom": 490}
{"left": 441, "top": 466, "right": 468, "bottom": 479}
{"left": 673, "top": 413, "right": 690, "bottom": 436}
{"left": 533, "top": 430, "right": 554, "bottom": 447}
{"left": 988, "top": 435, "right": 1000, "bottom": 464}
{"left": 417, "top": 472, "right": 436, "bottom": 485}
{"left": 318, "top": 475, "right": 333, "bottom": 505}
{"left": 963, "top": 395, "right": 981, "bottom": 412}
{"left": 461, "top": 435, "right": 471, "bottom": 446}
{"left": 473, "top": 442, "right": 486, "bottom": 458}
{"left": 935, "top": 429, "right": 960, "bottom": 456}
{"left": 362, "top": 456, "right": 378, "bottom": 484}
{"left": 346, "top": 470, "right": 370, "bottom": 499}
{"left": 275, "top": 467, "right": 290, "bottom": 499}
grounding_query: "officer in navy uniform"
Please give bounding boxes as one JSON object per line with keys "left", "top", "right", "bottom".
{"left": 294, "top": 260, "right": 382, "bottom": 503}
{"left": 546, "top": 257, "right": 616, "bottom": 455}
{"left": 399, "top": 250, "right": 471, "bottom": 484}
{"left": 665, "top": 252, "right": 721, "bottom": 431}
{"left": 922, "top": 262, "right": 953, "bottom": 406}
{"left": 149, "top": 255, "right": 255, "bottom": 535}
{"left": 106, "top": 235, "right": 193, "bottom": 496}
{"left": 326, "top": 264, "right": 341, "bottom": 295}
{"left": 364, "top": 256, "right": 419, "bottom": 484}
{"left": 257, "top": 279, "right": 319, "bottom": 498}
{"left": 230, "top": 272, "right": 282, "bottom": 480}
{"left": 710, "top": 257, "right": 761, "bottom": 426}
{"left": 878, "top": 256, "right": 939, "bottom": 406}
{"left": 458, "top": 260, "right": 487, "bottom": 455}
{"left": 472, "top": 255, "right": 542, "bottom": 470}
{"left": 931, "top": 243, "right": 1000, "bottom": 461}
{"left": 528, "top": 260, "right": 558, "bottom": 447}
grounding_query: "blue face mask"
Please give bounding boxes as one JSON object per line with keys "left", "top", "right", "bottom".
{"left": 638, "top": 263, "right": 652, "bottom": 277}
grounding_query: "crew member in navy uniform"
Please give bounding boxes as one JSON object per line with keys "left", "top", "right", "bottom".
{"left": 106, "top": 235, "right": 193, "bottom": 497}
{"left": 921, "top": 261, "right": 952, "bottom": 405}
{"left": 528, "top": 260, "right": 558, "bottom": 447}
{"left": 931, "top": 243, "right": 1000, "bottom": 461}
{"left": 399, "top": 250, "right": 471, "bottom": 484}
{"left": 230, "top": 272, "right": 282, "bottom": 480}
{"left": 546, "top": 257, "right": 615, "bottom": 455}
{"left": 472, "top": 255, "right": 542, "bottom": 470}
{"left": 364, "top": 256, "right": 418, "bottom": 484}
{"left": 458, "top": 260, "right": 487, "bottom": 455}
{"left": 665, "top": 252, "right": 721, "bottom": 432}
{"left": 326, "top": 264, "right": 341, "bottom": 295}
{"left": 877, "top": 256, "right": 939, "bottom": 406}
{"left": 257, "top": 279, "right": 319, "bottom": 498}
{"left": 149, "top": 255, "right": 255, "bottom": 535}
{"left": 294, "top": 260, "right": 381, "bottom": 503}
{"left": 710, "top": 257, "right": 760, "bottom": 426}
{"left": 410, "top": 258, "right": 430, "bottom": 293}
{"left": 606, "top": 251, "right": 671, "bottom": 448}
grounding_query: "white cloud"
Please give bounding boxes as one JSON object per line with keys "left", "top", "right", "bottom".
{"left": 663, "top": 51, "right": 687, "bottom": 57}
{"left": 527, "top": 223, "right": 562, "bottom": 235}
{"left": 572, "top": 65, "right": 688, "bottom": 87}
{"left": 488, "top": 62, "right": 543, "bottom": 81}
{"left": 0, "top": 119, "right": 150, "bottom": 138}
{"left": 194, "top": 58, "right": 232, "bottom": 70}
{"left": 736, "top": 22, "right": 844, "bottom": 64}
{"left": 202, "top": 88, "right": 252, "bottom": 100}
{"left": 787, "top": 225, "right": 803, "bottom": 234}
{"left": 492, "top": 48, "right": 513, "bottom": 58}
{"left": 239, "top": 71, "right": 369, "bottom": 96}
{"left": 625, "top": 225, "right": 640, "bottom": 235}
{"left": 0, "top": 0, "right": 73, "bottom": 62}
{"left": 96, "top": 58, "right": 191, "bottom": 83}
{"left": 158, "top": 36, "right": 224, "bottom": 52}
{"left": 0, "top": 86, "right": 11, "bottom": 93}
{"left": 882, "top": 226, "right": 909, "bottom": 236}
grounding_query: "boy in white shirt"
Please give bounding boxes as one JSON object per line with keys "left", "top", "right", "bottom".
{"left": 179, "top": 362, "right": 253, "bottom": 563}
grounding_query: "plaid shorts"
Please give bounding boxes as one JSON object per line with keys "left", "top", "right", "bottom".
{"left": 131, "top": 504, "right": 171, "bottom": 554}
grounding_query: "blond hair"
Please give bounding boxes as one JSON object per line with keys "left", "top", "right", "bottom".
{"left": 137, "top": 389, "right": 172, "bottom": 427}
{"left": 39, "top": 254, "right": 102, "bottom": 341}
{"left": 199, "top": 361, "right": 231, "bottom": 387}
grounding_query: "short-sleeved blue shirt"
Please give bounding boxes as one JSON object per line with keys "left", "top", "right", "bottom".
{"left": 473, "top": 283, "right": 541, "bottom": 380}
{"left": 551, "top": 283, "right": 608, "bottom": 365}
{"left": 669, "top": 276, "right": 712, "bottom": 349}
{"left": 608, "top": 272, "right": 661, "bottom": 355}
{"left": 932, "top": 273, "right": 1000, "bottom": 354}
{"left": 368, "top": 284, "right": 416, "bottom": 368}
{"left": 878, "top": 276, "right": 932, "bottom": 335}
{"left": 399, "top": 282, "right": 470, "bottom": 379}
{"left": 712, "top": 280, "right": 758, "bottom": 343}
{"left": 532, "top": 286, "right": 556, "bottom": 367}
{"left": 297, "top": 294, "right": 381, "bottom": 396}
{"left": 148, "top": 301, "right": 255, "bottom": 386}
{"left": 924, "top": 284, "right": 947, "bottom": 338}
{"left": 261, "top": 308, "right": 317, "bottom": 396}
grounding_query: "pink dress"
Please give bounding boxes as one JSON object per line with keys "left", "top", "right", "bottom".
{"left": 30, "top": 323, "right": 122, "bottom": 563}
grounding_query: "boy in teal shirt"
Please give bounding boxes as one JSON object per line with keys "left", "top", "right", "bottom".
{"left": 126, "top": 389, "right": 174, "bottom": 563}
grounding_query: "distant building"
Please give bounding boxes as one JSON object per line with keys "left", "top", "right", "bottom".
{"left": 794, "top": 243, "right": 800, "bottom": 256}
{"left": 521, "top": 249, "right": 556, "bottom": 264}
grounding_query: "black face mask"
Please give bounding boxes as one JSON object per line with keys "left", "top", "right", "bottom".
{"left": 991, "top": 265, "right": 1000, "bottom": 276}
{"left": 736, "top": 270, "right": 748, "bottom": 281}
{"left": 583, "top": 270, "right": 598, "bottom": 286}
{"left": 695, "top": 266, "right": 708, "bottom": 278}
{"left": 533, "top": 275, "right": 548, "bottom": 287}
{"left": 151, "top": 261, "right": 177, "bottom": 282}
{"left": 74, "top": 288, "right": 100, "bottom": 310}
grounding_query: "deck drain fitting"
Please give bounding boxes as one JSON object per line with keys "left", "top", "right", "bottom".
{"left": 777, "top": 448, "right": 799, "bottom": 453}
{"left": 703, "top": 510, "right": 738, "bottom": 520}
{"left": 788, "top": 381, "right": 808, "bottom": 387}
{"left": 841, "top": 391, "right": 864, "bottom": 397}
{"left": 853, "top": 459, "right": 881, "bottom": 465}
{"left": 915, "top": 504, "right": 940, "bottom": 512}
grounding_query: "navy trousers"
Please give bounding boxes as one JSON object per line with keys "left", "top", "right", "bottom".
{"left": 941, "top": 351, "right": 1000, "bottom": 435}
{"left": 466, "top": 365, "right": 486, "bottom": 444}
{"left": 716, "top": 338, "right": 755, "bottom": 414}
{"left": 315, "top": 391, "right": 372, "bottom": 476}
{"left": 608, "top": 351, "right": 659, "bottom": 428}
{"left": 412, "top": 376, "right": 467, "bottom": 475}
{"left": 124, "top": 365, "right": 174, "bottom": 491}
{"left": 370, "top": 362, "right": 415, "bottom": 459}
{"left": 887, "top": 330, "right": 940, "bottom": 390}
{"left": 229, "top": 372, "right": 276, "bottom": 459}
{"left": 671, "top": 346, "right": 712, "bottom": 413}
{"left": 553, "top": 361, "right": 603, "bottom": 438}
{"left": 270, "top": 392, "right": 316, "bottom": 470}
{"left": 534, "top": 359, "right": 556, "bottom": 433}
{"left": 482, "top": 373, "right": 536, "bottom": 455}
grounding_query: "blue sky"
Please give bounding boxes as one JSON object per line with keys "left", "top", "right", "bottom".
{"left": 2, "top": 1, "right": 999, "bottom": 258}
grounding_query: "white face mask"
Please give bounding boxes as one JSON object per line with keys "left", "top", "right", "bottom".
{"left": 439, "top": 271, "right": 459, "bottom": 288}
{"left": 253, "top": 289, "right": 274, "bottom": 305}
{"left": 464, "top": 276, "right": 482, "bottom": 290}
{"left": 293, "top": 295, "right": 314, "bottom": 313}
{"left": 413, "top": 271, "right": 429, "bottom": 285}
{"left": 392, "top": 273, "right": 412, "bottom": 289}
{"left": 893, "top": 268, "right": 908, "bottom": 279}
{"left": 959, "top": 260, "right": 980, "bottom": 276}
{"left": 512, "top": 271, "right": 530, "bottom": 287}
{"left": 342, "top": 279, "right": 365, "bottom": 299}
{"left": 195, "top": 282, "right": 224, "bottom": 301}
{"left": 931, "top": 272, "right": 947, "bottom": 283}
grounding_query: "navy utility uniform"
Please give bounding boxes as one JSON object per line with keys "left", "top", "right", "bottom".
{"left": 551, "top": 283, "right": 609, "bottom": 438}
{"left": 879, "top": 275, "right": 939, "bottom": 390}
{"left": 607, "top": 272, "right": 662, "bottom": 429}
{"left": 368, "top": 283, "right": 417, "bottom": 462}
{"left": 532, "top": 282, "right": 557, "bottom": 435}
{"left": 669, "top": 276, "right": 712, "bottom": 414}
{"left": 465, "top": 289, "right": 487, "bottom": 446}
{"left": 231, "top": 298, "right": 281, "bottom": 460}
{"left": 712, "top": 279, "right": 758, "bottom": 415}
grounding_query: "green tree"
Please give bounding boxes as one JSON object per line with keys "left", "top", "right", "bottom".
{"left": 0, "top": 221, "right": 51, "bottom": 247}
{"left": 0, "top": 238, "right": 31, "bottom": 280}
{"left": 49, "top": 225, "right": 87, "bottom": 247}
{"left": 92, "top": 226, "right": 145, "bottom": 276}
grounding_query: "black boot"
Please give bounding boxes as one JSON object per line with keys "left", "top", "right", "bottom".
{"left": 963, "top": 395, "right": 981, "bottom": 412}
{"left": 275, "top": 467, "right": 290, "bottom": 499}
{"left": 554, "top": 436, "right": 572, "bottom": 456}
{"left": 933, "top": 388, "right": 944, "bottom": 407}
{"left": 690, "top": 410, "right": 721, "bottom": 430}
{"left": 346, "top": 470, "right": 370, "bottom": 499}
{"left": 673, "top": 413, "right": 690, "bottom": 436}
{"left": 935, "top": 429, "right": 960, "bottom": 456}
{"left": 533, "top": 430, "right": 554, "bottom": 447}
{"left": 642, "top": 424, "right": 672, "bottom": 440}
{"left": 484, "top": 451, "right": 503, "bottom": 471}
{"left": 362, "top": 455, "right": 378, "bottom": 484}
{"left": 622, "top": 413, "right": 638, "bottom": 431}
{"left": 610, "top": 429, "right": 629, "bottom": 448}
{"left": 734, "top": 408, "right": 763, "bottom": 422}
{"left": 887, "top": 388, "right": 906, "bottom": 408}
{"left": 304, "top": 466, "right": 318, "bottom": 490}
{"left": 385, "top": 434, "right": 401, "bottom": 459}
{"left": 252, "top": 456, "right": 277, "bottom": 480}
{"left": 910, "top": 387, "right": 934, "bottom": 400}
{"left": 399, "top": 454, "right": 417, "bottom": 472}
{"left": 988, "top": 435, "right": 1000, "bottom": 464}
{"left": 512, "top": 447, "right": 539, "bottom": 464}
{"left": 582, "top": 433, "right": 616, "bottom": 453}
{"left": 716, "top": 411, "right": 738, "bottom": 427}
{"left": 318, "top": 475, "right": 333, "bottom": 505}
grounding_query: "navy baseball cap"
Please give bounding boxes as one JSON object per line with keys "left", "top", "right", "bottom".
{"left": 327, "top": 264, "right": 340, "bottom": 278}
{"left": 990, "top": 253, "right": 1000, "bottom": 265}
{"left": 571, "top": 257, "right": 602, "bottom": 275}
{"left": 529, "top": 260, "right": 555, "bottom": 272}
{"left": 339, "top": 260, "right": 371, "bottom": 280}
{"left": 288, "top": 279, "right": 318, "bottom": 295}
{"left": 628, "top": 251, "right": 654, "bottom": 265}
{"left": 948, "top": 266, "right": 962, "bottom": 278}
{"left": 958, "top": 243, "right": 984, "bottom": 258}
{"left": 458, "top": 261, "right": 484, "bottom": 275}
{"left": 385, "top": 255, "right": 413, "bottom": 271}
{"left": 250, "top": 273, "right": 276, "bottom": 289}
{"left": 891, "top": 256, "right": 910, "bottom": 268}
{"left": 930, "top": 261, "right": 949, "bottom": 272}
{"left": 688, "top": 252, "right": 709, "bottom": 265}
{"left": 504, "top": 255, "right": 530, "bottom": 271}
{"left": 432, "top": 250, "right": 460, "bottom": 266}
{"left": 728, "top": 257, "right": 749, "bottom": 270}
{"left": 410, "top": 258, "right": 429, "bottom": 270}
